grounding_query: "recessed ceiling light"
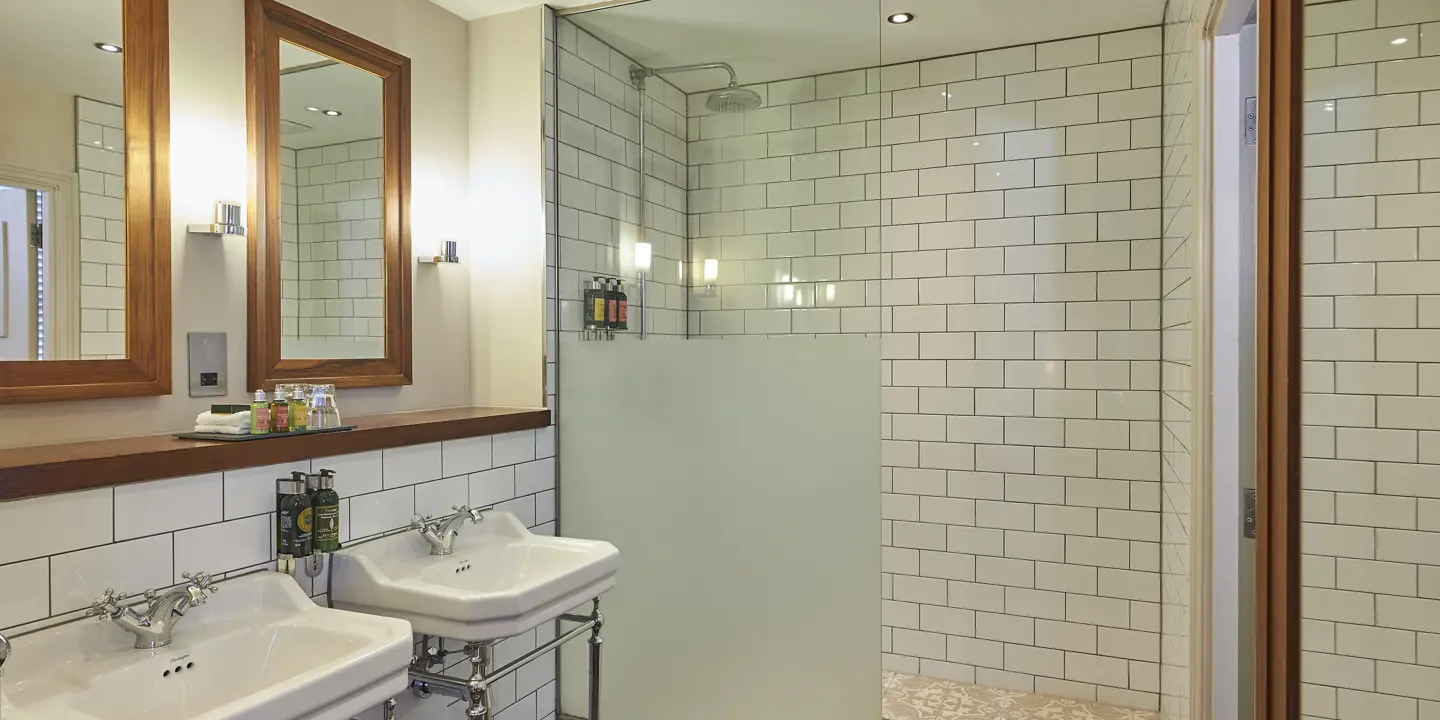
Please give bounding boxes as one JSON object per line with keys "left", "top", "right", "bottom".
{"left": 305, "top": 106, "right": 322, "bottom": 112}
{"left": 887, "top": 12, "right": 915, "bottom": 24}
{"left": 1392, "top": 37, "right": 1408, "bottom": 45}
{"left": 94, "top": 43, "right": 122, "bottom": 53}
{"left": 322, "top": 109, "right": 342, "bottom": 116}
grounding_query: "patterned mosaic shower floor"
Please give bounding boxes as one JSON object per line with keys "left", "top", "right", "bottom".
{"left": 882, "top": 672, "right": 1160, "bottom": 720}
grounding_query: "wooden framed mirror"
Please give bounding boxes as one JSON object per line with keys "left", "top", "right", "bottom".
{"left": 246, "top": 0, "right": 411, "bottom": 390}
{"left": 0, "top": 0, "right": 170, "bottom": 402}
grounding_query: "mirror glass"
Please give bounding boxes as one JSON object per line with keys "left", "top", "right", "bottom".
{"left": 278, "top": 40, "right": 386, "bottom": 360}
{"left": 0, "top": 0, "right": 125, "bottom": 361}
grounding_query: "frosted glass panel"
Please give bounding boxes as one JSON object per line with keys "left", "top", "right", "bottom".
{"left": 559, "top": 335, "right": 880, "bottom": 720}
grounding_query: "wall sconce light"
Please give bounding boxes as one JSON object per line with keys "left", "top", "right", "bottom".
{"left": 702, "top": 258, "right": 719, "bottom": 296}
{"left": 187, "top": 202, "right": 245, "bottom": 237}
{"left": 634, "top": 242, "right": 652, "bottom": 340}
{"left": 418, "top": 240, "right": 460, "bottom": 264}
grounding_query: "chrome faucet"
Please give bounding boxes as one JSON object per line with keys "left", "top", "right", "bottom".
{"left": 412, "top": 505, "right": 484, "bottom": 555}
{"left": 90, "top": 572, "right": 219, "bottom": 649}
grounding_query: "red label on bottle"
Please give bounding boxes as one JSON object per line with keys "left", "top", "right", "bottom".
{"left": 619, "top": 300, "right": 628, "bottom": 323}
{"left": 607, "top": 299, "right": 618, "bottom": 322}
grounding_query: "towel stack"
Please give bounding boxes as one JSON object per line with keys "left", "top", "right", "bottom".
{"left": 195, "top": 410, "right": 251, "bottom": 435}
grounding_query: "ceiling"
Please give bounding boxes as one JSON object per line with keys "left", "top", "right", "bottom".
{"left": 564, "top": 0, "right": 1166, "bottom": 93}
{"left": 0, "top": 0, "right": 124, "bottom": 105}
{"left": 279, "top": 42, "right": 385, "bottom": 150}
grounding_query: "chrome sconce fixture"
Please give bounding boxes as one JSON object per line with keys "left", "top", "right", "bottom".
{"left": 188, "top": 202, "right": 245, "bottom": 237}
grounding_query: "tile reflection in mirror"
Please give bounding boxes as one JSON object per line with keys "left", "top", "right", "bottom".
{"left": 0, "top": 0, "right": 127, "bottom": 361}
{"left": 278, "top": 41, "right": 386, "bottom": 361}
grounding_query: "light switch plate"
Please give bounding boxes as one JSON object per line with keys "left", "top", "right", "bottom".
{"left": 187, "top": 332, "right": 227, "bottom": 397}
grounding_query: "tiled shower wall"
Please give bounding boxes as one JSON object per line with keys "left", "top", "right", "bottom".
{"left": 280, "top": 139, "right": 387, "bottom": 346}
{"left": 1159, "top": 0, "right": 1199, "bottom": 717}
{"left": 76, "top": 97, "right": 127, "bottom": 359}
{"left": 1300, "top": 0, "right": 1440, "bottom": 718}
{"left": 0, "top": 428, "right": 558, "bottom": 720}
{"left": 552, "top": 19, "right": 688, "bottom": 339}
{"left": 683, "top": 28, "right": 1167, "bottom": 710}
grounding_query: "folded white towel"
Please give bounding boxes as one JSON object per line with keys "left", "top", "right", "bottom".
{"left": 193, "top": 424, "right": 248, "bottom": 435}
{"left": 196, "top": 410, "right": 250, "bottom": 427}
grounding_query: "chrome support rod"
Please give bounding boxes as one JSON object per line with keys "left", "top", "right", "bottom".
{"left": 382, "top": 698, "right": 397, "bottom": 720}
{"left": 587, "top": 598, "right": 604, "bottom": 720}
{"left": 638, "top": 271, "right": 648, "bottom": 340}
{"left": 465, "top": 642, "right": 493, "bottom": 719}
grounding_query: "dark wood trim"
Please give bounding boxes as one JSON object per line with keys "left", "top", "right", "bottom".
{"left": 0, "top": 406, "right": 549, "bottom": 501}
{"left": 0, "top": 0, "right": 171, "bottom": 403}
{"left": 1257, "top": 0, "right": 1303, "bottom": 718}
{"left": 246, "top": 0, "right": 413, "bottom": 392}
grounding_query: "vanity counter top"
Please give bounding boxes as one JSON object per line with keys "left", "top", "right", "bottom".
{"left": 0, "top": 406, "right": 550, "bottom": 501}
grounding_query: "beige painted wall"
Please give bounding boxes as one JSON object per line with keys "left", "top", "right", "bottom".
{"left": 468, "top": 6, "right": 547, "bottom": 409}
{"left": 0, "top": 0, "right": 479, "bottom": 448}
{"left": 0, "top": 77, "right": 75, "bottom": 180}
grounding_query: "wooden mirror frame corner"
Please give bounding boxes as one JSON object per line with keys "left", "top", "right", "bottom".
{"left": 245, "top": 0, "right": 412, "bottom": 391}
{"left": 0, "top": 0, "right": 171, "bottom": 403}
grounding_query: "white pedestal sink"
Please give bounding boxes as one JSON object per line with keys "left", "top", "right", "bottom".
{"left": 329, "top": 511, "right": 619, "bottom": 641}
{"left": 0, "top": 572, "right": 412, "bottom": 720}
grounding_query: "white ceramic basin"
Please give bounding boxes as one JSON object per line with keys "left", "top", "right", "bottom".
{"left": 0, "top": 572, "right": 412, "bottom": 720}
{"left": 329, "top": 511, "right": 619, "bottom": 640}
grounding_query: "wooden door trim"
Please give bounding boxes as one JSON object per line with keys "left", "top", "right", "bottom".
{"left": 1256, "top": 0, "right": 1303, "bottom": 718}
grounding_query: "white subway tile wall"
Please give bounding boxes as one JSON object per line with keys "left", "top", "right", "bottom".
{"left": 75, "top": 97, "right": 127, "bottom": 359}
{"left": 553, "top": 19, "right": 689, "bottom": 339}
{"left": 1302, "top": 1, "right": 1440, "bottom": 719}
{"left": 0, "top": 429, "right": 556, "bottom": 720}
{"left": 1159, "top": 2, "right": 1199, "bottom": 720}
{"left": 280, "top": 138, "right": 388, "bottom": 343}
{"left": 673, "top": 28, "right": 1166, "bottom": 710}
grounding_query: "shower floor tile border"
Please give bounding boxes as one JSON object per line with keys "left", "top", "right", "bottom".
{"left": 881, "top": 672, "right": 1160, "bottom": 720}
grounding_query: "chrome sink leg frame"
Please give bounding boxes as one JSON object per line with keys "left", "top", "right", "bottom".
{"left": 586, "top": 598, "right": 604, "bottom": 720}
{"left": 404, "top": 596, "right": 605, "bottom": 719}
{"left": 382, "top": 698, "right": 397, "bottom": 720}
{"left": 465, "top": 641, "right": 494, "bottom": 719}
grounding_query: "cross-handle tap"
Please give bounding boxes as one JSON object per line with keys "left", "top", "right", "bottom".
{"left": 411, "top": 505, "right": 485, "bottom": 555}
{"left": 89, "top": 571, "right": 219, "bottom": 649}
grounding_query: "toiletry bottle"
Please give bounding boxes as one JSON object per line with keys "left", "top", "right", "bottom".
{"left": 277, "top": 476, "right": 313, "bottom": 560}
{"left": 250, "top": 390, "right": 271, "bottom": 435}
{"left": 582, "top": 278, "right": 599, "bottom": 339}
{"left": 616, "top": 279, "right": 629, "bottom": 332}
{"left": 311, "top": 469, "right": 341, "bottom": 553}
{"left": 271, "top": 391, "right": 291, "bottom": 433}
{"left": 589, "top": 277, "right": 606, "bottom": 333}
{"left": 290, "top": 385, "right": 309, "bottom": 432}
{"left": 605, "top": 278, "right": 619, "bottom": 330}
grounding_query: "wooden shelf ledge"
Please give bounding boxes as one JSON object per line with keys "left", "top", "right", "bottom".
{"left": 0, "top": 406, "right": 550, "bottom": 502}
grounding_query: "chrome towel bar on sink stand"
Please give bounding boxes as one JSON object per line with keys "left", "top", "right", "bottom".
{"left": 405, "top": 598, "right": 604, "bottom": 720}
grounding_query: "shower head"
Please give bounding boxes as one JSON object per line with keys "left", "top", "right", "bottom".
{"left": 706, "top": 83, "right": 763, "bottom": 113}
{"left": 632, "top": 62, "right": 763, "bottom": 113}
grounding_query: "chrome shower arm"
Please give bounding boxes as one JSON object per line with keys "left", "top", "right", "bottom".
{"left": 631, "top": 62, "right": 739, "bottom": 88}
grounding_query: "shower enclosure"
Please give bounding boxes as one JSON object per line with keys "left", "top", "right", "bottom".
{"left": 546, "top": 0, "right": 1194, "bottom": 717}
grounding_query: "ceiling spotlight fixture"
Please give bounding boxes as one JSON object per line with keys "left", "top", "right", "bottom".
{"left": 305, "top": 106, "right": 321, "bottom": 112}
{"left": 887, "top": 12, "right": 915, "bottom": 24}
{"left": 322, "top": 109, "right": 342, "bottom": 116}
{"left": 94, "top": 43, "right": 123, "bottom": 53}
{"left": 1392, "top": 37, "right": 1408, "bottom": 45}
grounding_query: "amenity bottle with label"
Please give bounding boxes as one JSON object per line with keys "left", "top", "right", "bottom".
{"left": 311, "top": 469, "right": 341, "bottom": 552}
{"left": 250, "top": 390, "right": 271, "bottom": 435}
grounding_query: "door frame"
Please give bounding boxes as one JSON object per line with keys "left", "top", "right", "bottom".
{"left": 0, "top": 164, "right": 80, "bottom": 361}
{"left": 1254, "top": 0, "right": 1303, "bottom": 717}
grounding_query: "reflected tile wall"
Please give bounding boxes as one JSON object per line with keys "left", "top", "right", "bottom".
{"left": 1300, "top": 0, "right": 1440, "bottom": 719}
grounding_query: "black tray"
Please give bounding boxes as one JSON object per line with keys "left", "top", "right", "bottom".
{"left": 174, "top": 425, "right": 357, "bottom": 442}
